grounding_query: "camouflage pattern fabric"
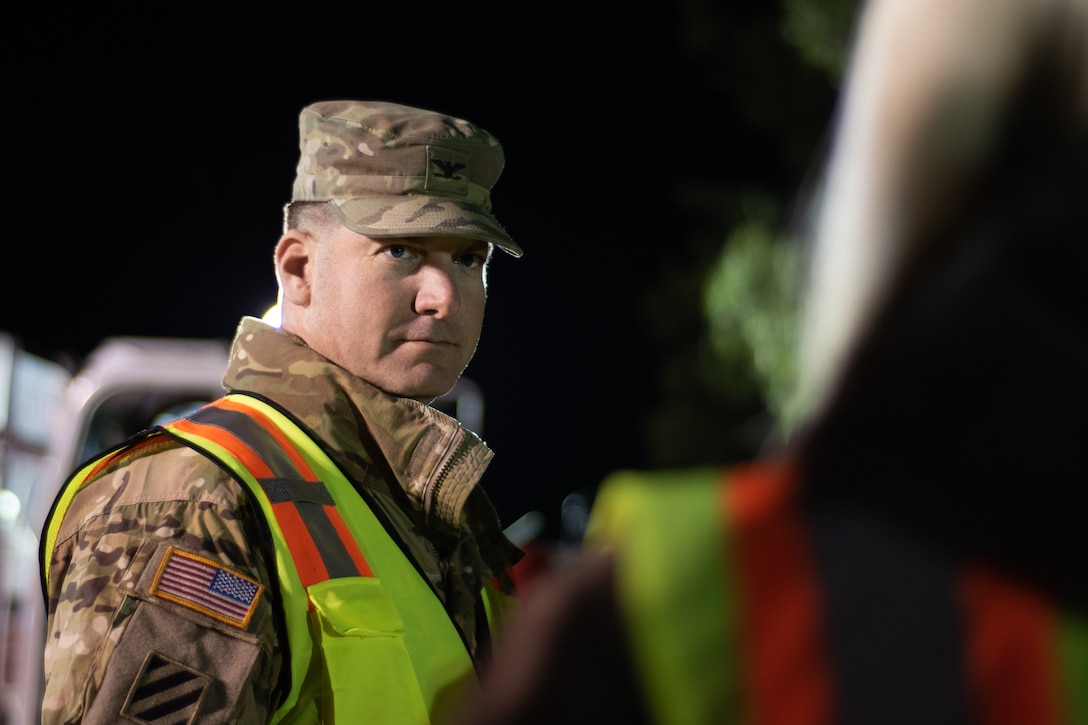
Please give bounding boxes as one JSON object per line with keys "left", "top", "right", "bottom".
{"left": 42, "top": 436, "right": 282, "bottom": 723}
{"left": 293, "top": 100, "right": 522, "bottom": 257}
{"left": 41, "top": 316, "right": 522, "bottom": 723}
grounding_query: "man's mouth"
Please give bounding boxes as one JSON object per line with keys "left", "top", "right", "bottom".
{"left": 402, "top": 338, "right": 456, "bottom": 347}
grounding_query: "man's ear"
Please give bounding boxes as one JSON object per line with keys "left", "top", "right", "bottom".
{"left": 275, "top": 230, "right": 314, "bottom": 306}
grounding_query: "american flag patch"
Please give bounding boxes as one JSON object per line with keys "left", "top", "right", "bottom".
{"left": 151, "top": 547, "right": 263, "bottom": 629}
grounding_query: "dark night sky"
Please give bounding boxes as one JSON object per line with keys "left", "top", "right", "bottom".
{"left": 5, "top": 5, "right": 833, "bottom": 536}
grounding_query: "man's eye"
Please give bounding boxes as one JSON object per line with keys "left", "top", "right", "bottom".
{"left": 385, "top": 245, "right": 412, "bottom": 260}
{"left": 455, "top": 253, "right": 485, "bottom": 269}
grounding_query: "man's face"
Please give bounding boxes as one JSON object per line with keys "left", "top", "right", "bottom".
{"left": 304, "top": 226, "right": 490, "bottom": 402}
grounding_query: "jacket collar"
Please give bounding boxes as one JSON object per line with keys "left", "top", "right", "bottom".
{"left": 221, "top": 316, "right": 495, "bottom": 532}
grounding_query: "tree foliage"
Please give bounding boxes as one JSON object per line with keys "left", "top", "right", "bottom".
{"left": 638, "top": 0, "right": 859, "bottom": 467}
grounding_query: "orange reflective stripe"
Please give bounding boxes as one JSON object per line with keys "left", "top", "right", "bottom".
{"left": 960, "top": 565, "right": 1063, "bottom": 725}
{"left": 81, "top": 436, "right": 164, "bottom": 483}
{"left": 726, "top": 460, "right": 833, "bottom": 725}
{"left": 271, "top": 500, "right": 332, "bottom": 587}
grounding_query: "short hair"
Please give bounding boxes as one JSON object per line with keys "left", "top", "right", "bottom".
{"left": 282, "top": 201, "right": 339, "bottom": 237}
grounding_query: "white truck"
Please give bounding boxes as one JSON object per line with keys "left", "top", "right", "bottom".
{"left": 0, "top": 331, "right": 484, "bottom": 725}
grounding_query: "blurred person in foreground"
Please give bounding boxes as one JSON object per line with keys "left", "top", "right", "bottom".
{"left": 451, "top": 0, "right": 1088, "bottom": 722}
{"left": 40, "top": 100, "right": 525, "bottom": 723}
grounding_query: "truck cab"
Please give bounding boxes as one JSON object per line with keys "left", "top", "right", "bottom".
{"left": 1, "top": 334, "right": 230, "bottom": 725}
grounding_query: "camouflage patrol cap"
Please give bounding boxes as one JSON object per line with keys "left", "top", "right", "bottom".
{"left": 292, "top": 100, "right": 522, "bottom": 257}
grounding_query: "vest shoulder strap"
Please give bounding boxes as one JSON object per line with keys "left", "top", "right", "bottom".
{"left": 163, "top": 393, "right": 373, "bottom": 587}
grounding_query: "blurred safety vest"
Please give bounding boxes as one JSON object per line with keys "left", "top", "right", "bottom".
{"left": 45, "top": 392, "right": 517, "bottom": 724}
{"left": 585, "top": 460, "right": 1088, "bottom": 725}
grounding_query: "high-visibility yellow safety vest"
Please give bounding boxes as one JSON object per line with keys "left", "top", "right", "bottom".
{"left": 44, "top": 392, "right": 517, "bottom": 724}
{"left": 586, "top": 460, "right": 1088, "bottom": 725}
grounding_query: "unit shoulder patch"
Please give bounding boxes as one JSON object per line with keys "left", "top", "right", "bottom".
{"left": 121, "top": 651, "right": 211, "bottom": 725}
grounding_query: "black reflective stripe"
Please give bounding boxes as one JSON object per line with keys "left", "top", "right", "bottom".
{"left": 190, "top": 406, "right": 309, "bottom": 481}
{"left": 187, "top": 400, "right": 364, "bottom": 580}
{"left": 294, "top": 500, "right": 363, "bottom": 579}
{"left": 807, "top": 504, "right": 970, "bottom": 725}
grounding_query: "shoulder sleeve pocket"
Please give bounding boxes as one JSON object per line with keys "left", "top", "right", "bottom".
{"left": 85, "top": 600, "right": 265, "bottom": 724}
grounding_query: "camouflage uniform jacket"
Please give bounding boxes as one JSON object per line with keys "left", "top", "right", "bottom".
{"left": 41, "top": 315, "right": 523, "bottom": 724}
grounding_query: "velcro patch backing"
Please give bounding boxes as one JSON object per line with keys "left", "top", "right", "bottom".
{"left": 150, "top": 546, "right": 263, "bottom": 629}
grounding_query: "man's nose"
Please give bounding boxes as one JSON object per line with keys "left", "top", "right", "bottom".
{"left": 413, "top": 263, "right": 460, "bottom": 317}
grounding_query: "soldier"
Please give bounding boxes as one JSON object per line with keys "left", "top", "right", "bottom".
{"left": 40, "top": 101, "right": 525, "bottom": 723}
